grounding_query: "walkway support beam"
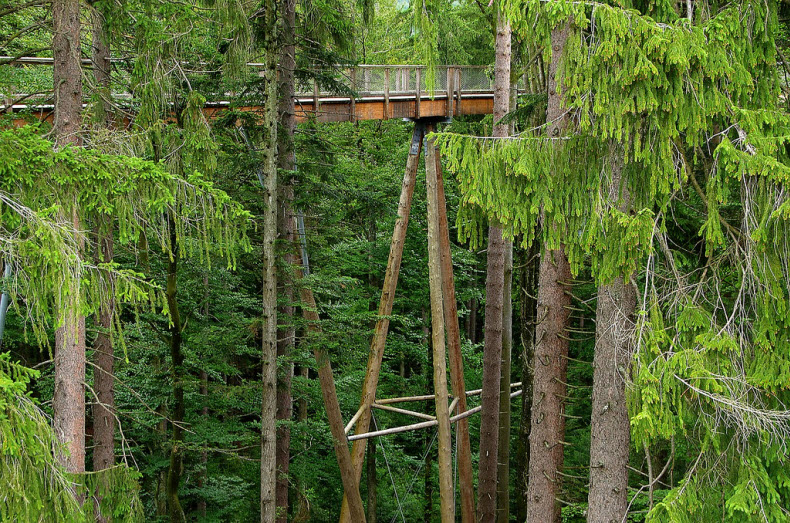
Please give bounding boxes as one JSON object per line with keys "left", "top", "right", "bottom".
{"left": 339, "top": 121, "right": 424, "bottom": 523}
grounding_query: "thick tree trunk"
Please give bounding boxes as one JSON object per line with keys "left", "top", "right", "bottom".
{"left": 275, "top": 0, "right": 296, "bottom": 515}
{"left": 515, "top": 242, "right": 539, "bottom": 521}
{"left": 341, "top": 123, "right": 423, "bottom": 523}
{"left": 425, "top": 128, "right": 455, "bottom": 522}
{"left": 587, "top": 156, "right": 636, "bottom": 523}
{"left": 166, "top": 222, "right": 186, "bottom": 523}
{"left": 479, "top": 9, "right": 511, "bottom": 521}
{"left": 53, "top": 0, "right": 82, "bottom": 147}
{"left": 526, "top": 23, "right": 573, "bottom": 523}
{"left": 257, "top": 0, "right": 280, "bottom": 519}
{"left": 496, "top": 244, "right": 513, "bottom": 523}
{"left": 52, "top": 0, "right": 85, "bottom": 477}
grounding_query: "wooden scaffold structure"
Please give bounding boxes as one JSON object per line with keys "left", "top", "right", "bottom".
{"left": 316, "top": 117, "right": 518, "bottom": 523}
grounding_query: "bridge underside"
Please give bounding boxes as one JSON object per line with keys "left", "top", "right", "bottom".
{"left": 7, "top": 93, "right": 493, "bottom": 128}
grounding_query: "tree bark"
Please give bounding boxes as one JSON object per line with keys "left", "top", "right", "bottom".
{"left": 425, "top": 127, "right": 455, "bottom": 523}
{"left": 587, "top": 155, "right": 635, "bottom": 523}
{"left": 275, "top": 0, "right": 297, "bottom": 516}
{"left": 341, "top": 123, "right": 423, "bottom": 523}
{"left": 526, "top": 23, "right": 573, "bottom": 523}
{"left": 515, "top": 242, "right": 539, "bottom": 522}
{"left": 52, "top": 0, "right": 85, "bottom": 478}
{"left": 479, "top": 8, "right": 511, "bottom": 521}
{"left": 165, "top": 220, "right": 186, "bottom": 523}
{"left": 53, "top": 0, "right": 81, "bottom": 147}
{"left": 496, "top": 243, "right": 513, "bottom": 523}
{"left": 91, "top": 0, "right": 114, "bottom": 483}
{"left": 257, "top": 0, "right": 280, "bottom": 518}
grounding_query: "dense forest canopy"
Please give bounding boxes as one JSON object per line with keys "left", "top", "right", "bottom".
{"left": 1, "top": 0, "right": 790, "bottom": 521}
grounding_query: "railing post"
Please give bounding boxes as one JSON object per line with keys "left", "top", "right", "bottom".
{"left": 455, "top": 67, "right": 462, "bottom": 116}
{"left": 415, "top": 67, "right": 421, "bottom": 119}
{"left": 446, "top": 66, "right": 453, "bottom": 119}
{"left": 384, "top": 68, "right": 390, "bottom": 120}
{"left": 350, "top": 68, "right": 357, "bottom": 122}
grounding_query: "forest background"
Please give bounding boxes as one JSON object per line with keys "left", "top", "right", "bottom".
{"left": 2, "top": 0, "right": 790, "bottom": 521}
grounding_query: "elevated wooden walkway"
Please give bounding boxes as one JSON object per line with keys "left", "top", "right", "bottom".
{"left": 1, "top": 61, "right": 504, "bottom": 123}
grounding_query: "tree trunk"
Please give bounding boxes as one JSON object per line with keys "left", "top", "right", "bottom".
{"left": 257, "top": 0, "right": 280, "bottom": 518}
{"left": 52, "top": 0, "right": 85, "bottom": 478}
{"left": 166, "top": 220, "right": 186, "bottom": 523}
{"left": 367, "top": 438, "right": 377, "bottom": 523}
{"left": 526, "top": 23, "right": 573, "bottom": 523}
{"left": 587, "top": 155, "right": 635, "bottom": 523}
{"left": 425, "top": 127, "right": 455, "bottom": 523}
{"left": 91, "top": 0, "right": 114, "bottom": 480}
{"left": 275, "top": 0, "right": 296, "bottom": 514}
{"left": 53, "top": 0, "right": 82, "bottom": 147}
{"left": 496, "top": 243, "right": 513, "bottom": 523}
{"left": 479, "top": 8, "right": 511, "bottom": 521}
{"left": 515, "top": 242, "right": 539, "bottom": 522}
{"left": 90, "top": 10, "right": 114, "bottom": 519}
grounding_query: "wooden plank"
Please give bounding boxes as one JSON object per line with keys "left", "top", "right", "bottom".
{"left": 339, "top": 122, "right": 424, "bottom": 523}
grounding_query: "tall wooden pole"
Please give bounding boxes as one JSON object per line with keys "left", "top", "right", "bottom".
{"left": 297, "top": 267, "right": 367, "bottom": 522}
{"left": 425, "top": 125, "right": 454, "bottom": 523}
{"left": 340, "top": 122, "right": 424, "bottom": 522}
{"left": 434, "top": 140, "right": 476, "bottom": 522}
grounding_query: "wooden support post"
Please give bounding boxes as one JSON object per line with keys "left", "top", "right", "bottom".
{"left": 415, "top": 68, "right": 421, "bottom": 119}
{"left": 384, "top": 68, "right": 390, "bottom": 120}
{"left": 434, "top": 131, "right": 475, "bottom": 522}
{"left": 297, "top": 267, "right": 366, "bottom": 522}
{"left": 313, "top": 78, "right": 320, "bottom": 118}
{"left": 339, "top": 122, "right": 424, "bottom": 523}
{"left": 425, "top": 124, "right": 455, "bottom": 523}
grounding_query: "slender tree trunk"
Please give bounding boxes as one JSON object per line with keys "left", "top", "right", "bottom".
{"left": 469, "top": 298, "right": 477, "bottom": 344}
{"left": 257, "top": 0, "right": 280, "bottom": 518}
{"left": 479, "top": 8, "right": 511, "bottom": 521}
{"left": 52, "top": 0, "right": 85, "bottom": 477}
{"left": 515, "top": 242, "right": 539, "bottom": 521}
{"left": 526, "top": 23, "right": 573, "bottom": 523}
{"left": 367, "top": 438, "right": 377, "bottom": 523}
{"left": 587, "top": 155, "right": 635, "bottom": 523}
{"left": 198, "top": 275, "right": 210, "bottom": 518}
{"left": 275, "top": 0, "right": 296, "bottom": 513}
{"left": 90, "top": 8, "right": 115, "bottom": 515}
{"left": 166, "top": 220, "right": 186, "bottom": 523}
{"left": 496, "top": 244, "right": 513, "bottom": 523}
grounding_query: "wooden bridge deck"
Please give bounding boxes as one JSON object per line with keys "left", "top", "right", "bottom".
{"left": 2, "top": 61, "right": 504, "bottom": 123}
